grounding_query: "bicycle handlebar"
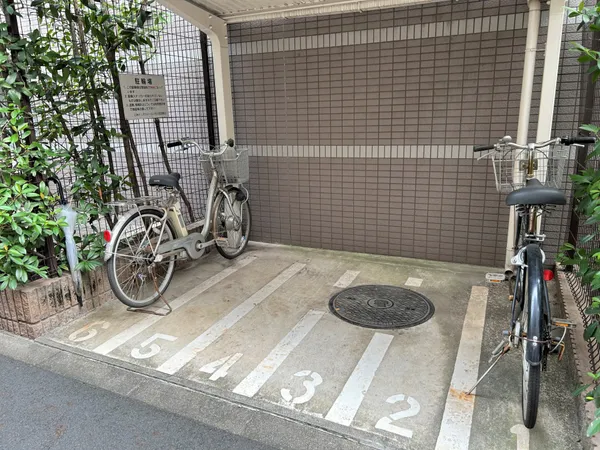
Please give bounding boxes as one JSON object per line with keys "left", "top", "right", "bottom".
{"left": 473, "top": 135, "right": 597, "bottom": 152}
{"left": 166, "top": 138, "right": 236, "bottom": 156}
{"left": 473, "top": 144, "right": 496, "bottom": 152}
{"left": 561, "top": 136, "right": 596, "bottom": 146}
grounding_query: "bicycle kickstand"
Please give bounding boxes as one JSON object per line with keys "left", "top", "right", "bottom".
{"left": 467, "top": 340, "right": 511, "bottom": 395}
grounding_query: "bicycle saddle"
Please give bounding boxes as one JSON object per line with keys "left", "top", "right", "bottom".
{"left": 505, "top": 178, "right": 566, "bottom": 206}
{"left": 149, "top": 172, "right": 181, "bottom": 189}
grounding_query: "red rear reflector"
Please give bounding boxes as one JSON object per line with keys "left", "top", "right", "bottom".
{"left": 103, "top": 230, "right": 111, "bottom": 243}
{"left": 543, "top": 269, "right": 554, "bottom": 281}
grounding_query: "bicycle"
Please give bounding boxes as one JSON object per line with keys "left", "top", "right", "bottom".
{"left": 470, "top": 134, "right": 596, "bottom": 429}
{"left": 103, "top": 138, "right": 251, "bottom": 308}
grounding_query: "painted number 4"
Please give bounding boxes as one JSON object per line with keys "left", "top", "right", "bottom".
{"left": 375, "top": 394, "right": 420, "bottom": 439}
{"left": 131, "top": 334, "right": 177, "bottom": 359}
{"left": 200, "top": 353, "right": 243, "bottom": 381}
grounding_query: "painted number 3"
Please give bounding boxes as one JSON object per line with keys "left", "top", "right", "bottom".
{"left": 281, "top": 370, "right": 323, "bottom": 405}
{"left": 375, "top": 394, "right": 420, "bottom": 439}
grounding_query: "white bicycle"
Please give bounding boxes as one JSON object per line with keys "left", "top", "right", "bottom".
{"left": 103, "top": 138, "right": 251, "bottom": 308}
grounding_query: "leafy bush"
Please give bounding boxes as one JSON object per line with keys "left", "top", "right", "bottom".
{"left": 0, "top": 107, "right": 64, "bottom": 288}
{"left": 0, "top": 0, "right": 165, "bottom": 287}
{"left": 561, "top": 1, "right": 600, "bottom": 437}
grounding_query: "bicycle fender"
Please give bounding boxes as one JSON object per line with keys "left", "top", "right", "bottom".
{"left": 524, "top": 244, "right": 545, "bottom": 367}
{"left": 104, "top": 206, "right": 166, "bottom": 262}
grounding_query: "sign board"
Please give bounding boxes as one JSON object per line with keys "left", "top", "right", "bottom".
{"left": 119, "top": 73, "right": 168, "bottom": 120}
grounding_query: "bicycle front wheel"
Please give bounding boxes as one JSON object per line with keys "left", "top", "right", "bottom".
{"left": 213, "top": 189, "right": 251, "bottom": 259}
{"left": 521, "top": 265, "right": 541, "bottom": 429}
{"left": 107, "top": 210, "right": 176, "bottom": 308}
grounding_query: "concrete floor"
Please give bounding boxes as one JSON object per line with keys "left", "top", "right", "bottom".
{"left": 39, "top": 244, "right": 583, "bottom": 449}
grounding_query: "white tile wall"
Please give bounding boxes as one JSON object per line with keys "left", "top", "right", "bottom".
{"left": 245, "top": 145, "right": 476, "bottom": 158}
{"left": 229, "top": 12, "right": 539, "bottom": 56}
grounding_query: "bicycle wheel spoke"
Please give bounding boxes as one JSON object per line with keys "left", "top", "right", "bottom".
{"left": 134, "top": 277, "right": 146, "bottom": 301}
{"left": 115, "top": 260, "right": 138, "bottom": 280}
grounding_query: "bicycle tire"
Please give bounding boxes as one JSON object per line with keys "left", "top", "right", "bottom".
{"left": 107, "top": 210, "right": 176, "bottom": 308}
{"left": 521, "top": 261, "right": 543, "bottom": 429}
{"left": 213, "top": 189, "right": 251, "bottom": 260}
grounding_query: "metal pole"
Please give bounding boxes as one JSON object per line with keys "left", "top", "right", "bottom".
{"left": 200, "top": 32, "right": 217, "bottom": 148}
{"left": 505, "top": 0, "right": 541, "bottom": 272}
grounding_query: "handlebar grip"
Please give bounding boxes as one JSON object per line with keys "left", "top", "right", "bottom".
{"left": 167, "top": 141, "right": 183, "bottom": 148}
{"left": 561, "top": 136, "right": 596, "bottom": 146}
{"left": 226, "top": 138, "right": 234, "bottom": 147}
{"left": 473, "top": 144, "right": 495, "bottom": 152}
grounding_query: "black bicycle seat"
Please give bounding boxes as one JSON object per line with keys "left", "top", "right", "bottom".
{"left": 505, "top": 178, "right": 566, "bottom": 206}
{"left": 149, "top": 173, "right": 181, "bottom": 189}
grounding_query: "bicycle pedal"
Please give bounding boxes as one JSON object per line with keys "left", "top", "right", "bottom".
{"left": 215, "top": 237, "right": 230, "bottom": 248}
{"left": 551, "top": 318, "right": 575, "bottom": 329}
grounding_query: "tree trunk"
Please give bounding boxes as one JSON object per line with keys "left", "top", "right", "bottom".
{"left": 105, "top": 48, "right": 143, "bottom": 198}
{"left": 3, "top": 0, "right": 58, "bottom": 275}
{"left": 71, "top": 1, "right": 115, "bottom": 227}
{"left": 136, "top": 47, "right": 196, "bottom": 222}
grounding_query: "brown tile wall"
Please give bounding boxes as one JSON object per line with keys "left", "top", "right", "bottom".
{"left": 228, "top": 0, "right": 582, "bottom": 267}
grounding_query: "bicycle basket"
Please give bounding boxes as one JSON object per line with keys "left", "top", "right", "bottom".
{"left": 491, "top": 144, "right": 570, "bottom": 194}
{"left": 200, "top": 147, "right": 249, "bottom": 184}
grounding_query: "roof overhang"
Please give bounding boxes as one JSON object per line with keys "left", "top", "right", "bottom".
{"left": 188, "top": 0, "right": 446, "bottom": 23}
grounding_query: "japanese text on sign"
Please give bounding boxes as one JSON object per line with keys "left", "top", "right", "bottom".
{"left": 119, "top": 73, "right": 168, "bottom": 120}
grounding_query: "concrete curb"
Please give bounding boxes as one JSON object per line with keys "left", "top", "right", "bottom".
{"left": 557, "top": 270, "right": 600, "bottom": 450}
{"left": 0, "top": 330, "right": 398, "bottom": 450}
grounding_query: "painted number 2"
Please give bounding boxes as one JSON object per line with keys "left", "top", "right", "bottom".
{"left": 131, "top": 334, "right": 177, "bottom": 359}
{"left": 68, "top": 321, "right": 110, "bottom": 342}
{"left": 281, "top": 370, "right": 323, "bottom": 405}
{"left": 375, "top": 394, "right": 420, "bottom": 439}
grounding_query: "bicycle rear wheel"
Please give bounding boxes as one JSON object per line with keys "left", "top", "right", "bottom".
{"left": 521, "top": 264, "right": 542, "bottom": 429}
{"left": 107, "top": 210, "right": 176, "bottom": 308}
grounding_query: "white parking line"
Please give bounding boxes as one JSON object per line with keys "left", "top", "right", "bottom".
{"left": 511, "top": 424, "right": 530, "bottom": 450}
{"left": 232, "top": 310, "right": 325, "bottom": 398}
{"left": 334, "top": 270, "right": 360, "bottom": 288}
{"left": 157, "top": 262, "right": 306, "bottom": 375}
{"left": 93, "top": 256, "right": 257, "bottom": 356}
{"left": 405, "top": 277, "right": 423, "bottom": 287}
{"left": 325, "top": 332, "right": 394, "bottom": 426}
{"left": 435, "top": 286, "right": 488, "bottom": 450}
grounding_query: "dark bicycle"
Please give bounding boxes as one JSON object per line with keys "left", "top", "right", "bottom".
{"left": 471, "top": 135, "right": 596, "bottom": 428}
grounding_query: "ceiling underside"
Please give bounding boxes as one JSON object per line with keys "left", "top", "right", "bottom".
{"left": 190, "top": 0, "right": 445, "bottom": 23}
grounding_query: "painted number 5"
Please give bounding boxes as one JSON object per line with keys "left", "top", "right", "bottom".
{"left": 375, "top": 394, "right": 420, "bottom": 439}
{"left": 68, "top": 321, "right": 110, "bottom": 342}
{"left": 281, "top": 370, "right": 323, "bottom": 405}
{"left": 131, "top": 334, "right": 177, "bottom": 359}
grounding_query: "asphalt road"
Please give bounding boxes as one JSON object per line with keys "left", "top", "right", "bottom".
{"left": 0, "top": 355, "right": 272, "bottom": 450}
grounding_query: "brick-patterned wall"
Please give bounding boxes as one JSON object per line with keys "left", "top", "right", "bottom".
{"left": 0, "top": 268, "right": 114, "bottom": 339}
{"left": 228, "top": 0, "right": 582, "bottom": 267}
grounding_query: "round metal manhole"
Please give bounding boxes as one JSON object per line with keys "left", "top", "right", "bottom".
{"left": 329, "top": 285, "right": 435, "bottom": 329}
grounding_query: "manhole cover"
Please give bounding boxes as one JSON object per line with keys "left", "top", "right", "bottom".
{"left": 329, "top": 285, "right": 435, "bottom": 329}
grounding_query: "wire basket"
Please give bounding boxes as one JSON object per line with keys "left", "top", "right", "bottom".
{"left": 200, "top": 147, "right": 249, "bottom": 184}
{"left": 491, "top": 144, "right": 570, "bottom": 194}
